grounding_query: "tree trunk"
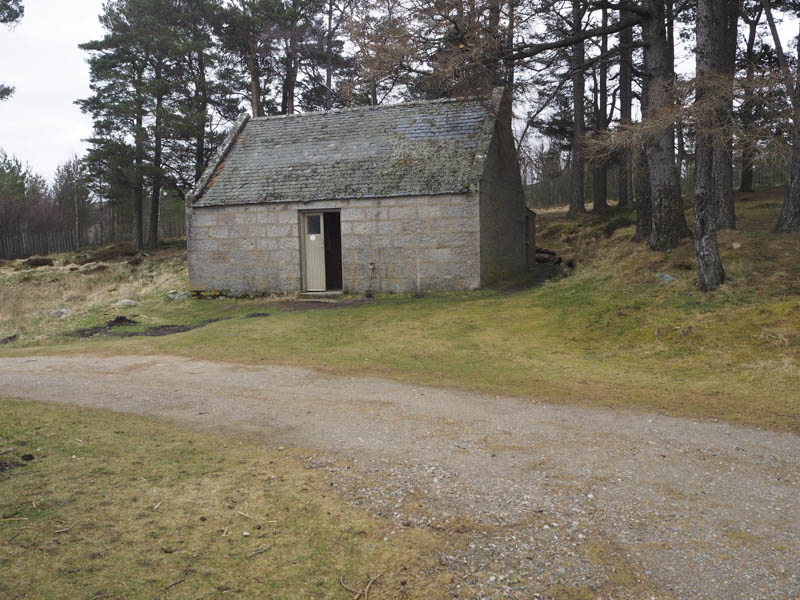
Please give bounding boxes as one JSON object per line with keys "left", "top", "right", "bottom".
{"left": 592, "top": 8, "right": 610, "bottom": 213}
{"left": 73, "top": 192, "right": 80, "bottom": 247}
{"left": 568, "top": 0, "right": 586, "bottom": 217}
{"left": 617, "top": 14, "right": 633, "bottom": 208}
{"left": 195, "top": 49, "right": 208, "bottom": 182}
{"left": 632, "top": 145, "right": 652, "bottom": 241}
{"left": 739, "top": 148, "right": 755, "bottom": 193}
{"left": 666, "top": 1, "right": 685, "bottom": 204}
{"left": 325, "top": 0, "right": 333, "bottom": 110}
{"left": 739, "top": 8, "right": 762, "bottom": 193}
{"left": 713, "top": 142, "right": 735, "bottom": 228}
{"left": 775, "top": 131, "right": 800, "bottom": 232}
{"left": 505, "top": 0, "right": 515, "bottom": 88}
{"left": 714, "top": 1, "right": 740, "bottom": 230}
{"left": 133, "top": 63, "right": 145, "bottom": 252}
{"left": 486, "top": 0, "right": 502, "bottom": 89}
{"left": 282, "top": 32, "right": 298, "bottom": 115}
{"left": 632, "top": 76, "right": 652, "bottom": 242}
{"left": 148, "top": 64, "right": 164, "bottom": 251}
{"left": 694, "top": 0, "right": 726, "bottom": 290}
{"left": 643, "top": 0, "right": 690, "bottom": 251}
{"left": 248, "top": 38, "right": 262, "bottom": 117}
{"left": 592, "top": 166, "right": 608, "bottom": 212}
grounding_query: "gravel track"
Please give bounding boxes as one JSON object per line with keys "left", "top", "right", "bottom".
{"left": 1, "top": 354, "right": 798, "bottom": 599}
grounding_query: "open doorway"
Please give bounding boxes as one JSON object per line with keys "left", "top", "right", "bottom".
{"left": 301, "top": 211, "right": 342, "bottom": 292}
{"left": 323, "top": 212, "right": 342, "bottom": 290}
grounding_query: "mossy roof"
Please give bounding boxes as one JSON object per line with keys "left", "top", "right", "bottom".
{"left": 190, "top": 96, "right": 496, "bottom": 207}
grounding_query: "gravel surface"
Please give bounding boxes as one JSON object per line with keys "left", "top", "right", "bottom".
{"left": 1, "top": 354, "right": 798, "bottom": 599}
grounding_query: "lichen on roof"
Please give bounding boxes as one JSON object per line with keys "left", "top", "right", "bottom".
{"left": 191, "top": 96, "right": 495, "bottom": 207}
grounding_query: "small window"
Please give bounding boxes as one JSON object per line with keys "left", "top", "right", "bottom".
{"left": 307, "top": 214, "right": 321, "bottom": 235}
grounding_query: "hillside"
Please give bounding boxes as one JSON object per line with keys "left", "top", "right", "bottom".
{"left": 1, "top": 188, "right": 798, "bottom": 432}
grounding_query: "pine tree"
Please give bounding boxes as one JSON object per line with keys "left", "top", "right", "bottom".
{"left": 169, "top": 0, "right": 239, "bottom": 184}
{"left": 78, "top": 0, "right": 151, "bottom": 250}
{"left": 215, "top": 0, "right": 282, "bottom": 117}
{"left": 80, "top": 0, "right": 223, "bottom": 249}
{"left": 0, "top": 150, "right": 28, "bottom": 237}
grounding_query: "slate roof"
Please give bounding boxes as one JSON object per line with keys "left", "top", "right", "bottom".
{"left": 191, "top": 95, "right": 497, "bottom": 207}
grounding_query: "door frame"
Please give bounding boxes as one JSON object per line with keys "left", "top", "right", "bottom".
{"left": 299, "top": 209, "right": 342, "bottom": 291}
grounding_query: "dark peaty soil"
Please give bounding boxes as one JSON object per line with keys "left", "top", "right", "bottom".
{"left": 65, "top": 318, "right": 221, "bottom": 339}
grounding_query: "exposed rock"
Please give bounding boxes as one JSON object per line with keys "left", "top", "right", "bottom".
{"left": 111, "top": 299, "right": 137, "bottom": 308}
{"left": 656, "top": 272, "right": 676, "bottom": 285}
{"left": 165, "top": 290, "right": 190, "bottom": 302}
{"left": 0, "top": 334, "right": 17, "bottom": 345}
{"left": 50, "top": 309, "right": 71, "bottom": 319}
{"left": 732, "top": 242, "right": 742, "bottom": 250}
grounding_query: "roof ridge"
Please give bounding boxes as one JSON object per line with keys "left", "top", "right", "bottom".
{"left": 249, "top": 94, "right": 490, "bottom": 121}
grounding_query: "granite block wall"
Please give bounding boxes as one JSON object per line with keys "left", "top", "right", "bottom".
{"left": 187, "top": 193, "right": 481, "bottom": 295}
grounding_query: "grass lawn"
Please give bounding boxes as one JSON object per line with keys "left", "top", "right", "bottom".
{"left": 0, "top": 397, "right": 449, "bottom": 599}
{"left": 1, "top": 189, "right": 798, "bottom": 433}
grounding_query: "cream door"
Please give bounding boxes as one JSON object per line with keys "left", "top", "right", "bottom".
{"left": 303, "top": 213, "right": 326, "bottom": 291}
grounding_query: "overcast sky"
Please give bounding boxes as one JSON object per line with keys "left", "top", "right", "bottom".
{"left": 1, "top": 3, "right": 798, "bottom": 184}
{"left": 0, "top": 0, "right": 105, "bottom": 181}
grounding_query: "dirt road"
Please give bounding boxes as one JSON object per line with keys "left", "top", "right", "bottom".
{"left": 1, "top": 354, "right": 798, "bottom": 599}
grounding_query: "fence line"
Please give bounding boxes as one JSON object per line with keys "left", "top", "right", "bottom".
{"left": 0, "top": 220, "right": 186, "bottom": 260}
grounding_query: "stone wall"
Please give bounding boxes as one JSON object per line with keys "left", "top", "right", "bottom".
{"left": 187, "top": 193, "right": 481, "bottom": 295}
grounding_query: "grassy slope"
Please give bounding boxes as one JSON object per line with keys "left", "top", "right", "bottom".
{"left": 1, "top": 190, "right": 798, "bottom": 432}
{"left": 0, "top": 398, "right": 449, "bottom": 599}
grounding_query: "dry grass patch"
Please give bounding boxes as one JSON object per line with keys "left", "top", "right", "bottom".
{"left": 0, "top": 249, "right": 188, "bottom": 344}
{"left": 0, "top": 397, "right": 450, "bottom": 599}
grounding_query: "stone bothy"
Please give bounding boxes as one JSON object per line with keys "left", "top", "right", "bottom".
{"left": 186, "top": 88, "right": 533, "bottom": 296}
